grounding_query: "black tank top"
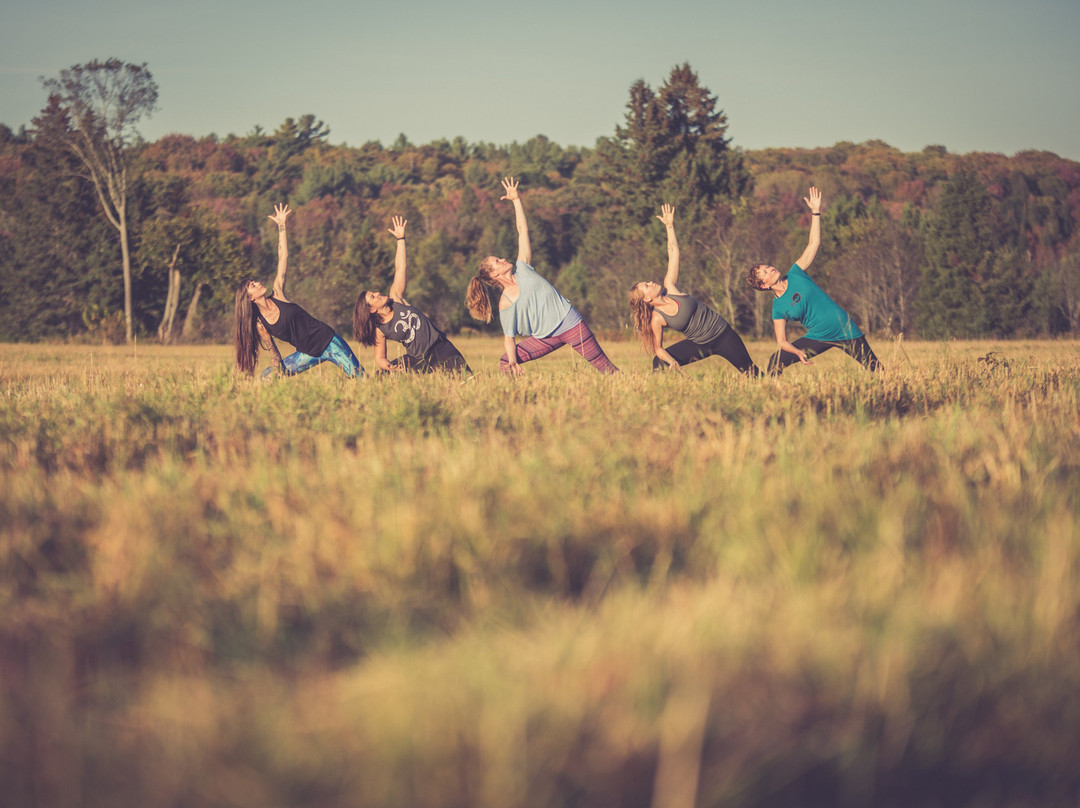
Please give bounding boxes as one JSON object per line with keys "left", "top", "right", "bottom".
{"left": 258, "top": 296, "right": 335, "bottom": 357}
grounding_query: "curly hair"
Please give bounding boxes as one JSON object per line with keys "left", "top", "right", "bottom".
{"left": 746, "top": 263, "right": 771, "bottom": 291}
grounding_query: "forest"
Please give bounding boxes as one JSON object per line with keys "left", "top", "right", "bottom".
{"left": 1, "top": 62, "right": 1079, "bottom": 345}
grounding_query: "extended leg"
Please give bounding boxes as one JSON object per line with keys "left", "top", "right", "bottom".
{"left": 500, "top": 334, "right": 562, "bottom": 374}
{"left": 554, "top": 321, "right": 619, "bottom": 373}
{"left": 767, "top": 337, "right": 835, "bottom": 375}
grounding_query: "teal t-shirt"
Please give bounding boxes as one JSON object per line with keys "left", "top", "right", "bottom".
{"left": 771, "top": 264, "right": 862, "bottom": 341}
{"left": 499, "top": 260, "right": 573, "bottom": 338}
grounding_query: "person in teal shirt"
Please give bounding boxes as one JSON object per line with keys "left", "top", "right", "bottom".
{"left": 746, "top": 186, "right": 881, "bottom": 375}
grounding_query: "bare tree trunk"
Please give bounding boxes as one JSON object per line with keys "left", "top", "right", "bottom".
{"left": 119, "top": 204, "right": 133, "bottom": 344}
{"left": 157, "top": 244, "right": 182, "bottom": 343}
{"left": 695, "top": 237, "right": 738, "bottom": 325}
{"left": 181, "top": 281, "right": 205, "bottom": 341}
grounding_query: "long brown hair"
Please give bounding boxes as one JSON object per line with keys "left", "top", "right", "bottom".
{"left": 353, "top": 291, "right": 381, "bottom": 346}
{"left": 233, "top": 279, "right": 285, "bottom": 375}
{"left": 466, "top": 257, "right": 501, "bottom": 322}
{"left": 628, "top": 284, "right": 656, "bottom": 352}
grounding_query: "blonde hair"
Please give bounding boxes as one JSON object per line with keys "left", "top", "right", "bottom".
{"left": 466, "top": 257, "right": 502, "bottom": 322}
{"left": 628, "top": 284, "right": 657, "bottom": 353}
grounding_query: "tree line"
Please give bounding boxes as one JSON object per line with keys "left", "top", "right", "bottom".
{"left": 1, "top": 59, "right": 1078, "bottom": 344}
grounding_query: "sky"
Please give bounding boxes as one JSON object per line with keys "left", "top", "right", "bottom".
{"left": 2, "top": 0, "right": 1079, "bottom": 160}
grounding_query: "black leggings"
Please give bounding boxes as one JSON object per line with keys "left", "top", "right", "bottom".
{"left": 652, "top": 328, "right": 762, "bottom": 376}
{"left": 387, "top": 337, "right": 471, "bottom": 374}
{"left": 767, "top": 335, "right": 881, "bottom": 375}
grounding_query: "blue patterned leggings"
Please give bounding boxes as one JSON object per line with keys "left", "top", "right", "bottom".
{"left": 262, "top": 334, "right": 364, "bottom": 378}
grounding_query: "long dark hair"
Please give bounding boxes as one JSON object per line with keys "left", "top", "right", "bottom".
{"left": 353, "top": 291, "right": 381, "bottom": 347}
{"left": 233, "top": 279, "right": 285, "bottom": 374}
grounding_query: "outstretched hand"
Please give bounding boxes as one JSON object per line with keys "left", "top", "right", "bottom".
{"left": 656, "top": 203, "right": 675, "bottom": 227}
{"left": 500, "top": 176, "right": 520, "bottom": 202}
{"left": 804, "top": 186, "right": 822, "bottom": 214}
{"left": 387, "top": 215, "right": 407, "bottom": 239}
{"left": 268, "top": 203, "right": 292, "bottom": 228}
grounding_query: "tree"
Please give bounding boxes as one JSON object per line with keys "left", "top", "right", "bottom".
{"left": 41, "top": 58, "right": 158, "bottom": 343}
{"left": 258, "top": 114, "right": 330, "bottom": 193}
{"left": 137, "top": 207, "right": 246, "bottom": 342}
{"left": 0, "top": 97, "right": 117, "bottom": 341}
{"left": 578, "top": 64, "right": 752, "bottom": 328}
{"left": 917, "top": 169, "right": 995, "bottom": 337}
{"left": 594, "top": 64, "right": 751, "bottom": 228}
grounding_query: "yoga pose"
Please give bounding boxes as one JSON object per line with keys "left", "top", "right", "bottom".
{"left": 234, "top": 204, "right": 363, "bottom": 378}
{"left": 353, "top": 216, "right": 471, "bottom": 374}
{"left": 466, "top": 177, "right": 618, "bottom": 375}
{"left": 629, "top": 204, "right": 761, "bottom": 376}
{"left": 747, "top": 187, "right": 881, "bottom": 374}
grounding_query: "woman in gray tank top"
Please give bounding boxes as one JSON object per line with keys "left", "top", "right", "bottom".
{"left": 628, "top": 205, "right": 761, "bottom": 376}
{"left": 353, "top": 217, "right": 470, "bottom": 374}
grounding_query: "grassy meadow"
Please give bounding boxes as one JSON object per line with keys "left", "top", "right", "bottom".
{"left": 2, "top": 336, "right": 1079, "bottom": 807}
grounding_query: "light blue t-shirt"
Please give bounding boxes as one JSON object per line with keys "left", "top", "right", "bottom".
{"left": 499, "top": 260, "right": 573, "bottom": 338}
{"left": 771, "top": 264, "right": 862, "bottom": 341}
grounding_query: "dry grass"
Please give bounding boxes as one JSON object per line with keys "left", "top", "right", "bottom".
{"left": 2, "top": 337, "right": 1079, "bottom": 807}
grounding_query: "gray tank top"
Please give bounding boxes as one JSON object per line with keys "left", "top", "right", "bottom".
{"left": 657, "top": 293, "right": 729, "bottom": 343}
{"left": 377, "top": 301, "right": 444, "bottom": 360}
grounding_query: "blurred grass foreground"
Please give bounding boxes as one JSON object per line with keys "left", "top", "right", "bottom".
{"left": 2, "top": 338, "right": 1079, "bottom": 807}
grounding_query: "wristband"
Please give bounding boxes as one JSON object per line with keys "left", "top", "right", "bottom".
{"left": 812, "top": 213, "right": 820, "bottom": 216}
{"left": 396, "top": 237, "right": 405, "bottom": 241}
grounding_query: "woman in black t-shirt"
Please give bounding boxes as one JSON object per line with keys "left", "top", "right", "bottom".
{"left": 628, "top": 205, "right": 760, "bottom": 376}
{"left": 234, "top": 204, "right": 363, "bottom": 378}
{"left": 352, "top": 216, "right": 470, "bottom": 374}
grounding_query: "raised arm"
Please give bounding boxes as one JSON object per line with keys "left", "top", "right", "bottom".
{"left": 657, "top": 204, "right": 682, "bottom": 294}
{"left": 773, "top": 319, "right": 812, "bottom": 365}
{"left": 387, "top": 216, "right": 408, "bottom": 303}
{"left": 793, "top": 187, "right": 822, "bottom": 270}
{"left": 268, "top": 203, "right": 292, "bottom": 301}
{"left": 501, "top": 177, "right": 531, "bottom": 266}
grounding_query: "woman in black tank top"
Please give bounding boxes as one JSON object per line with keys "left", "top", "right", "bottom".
{"left": 234, "top": 204, "right": 363, "bottom": 378}
{"left": 628, "top": 205, "right": 761, "bottom": 376}
{"left": 352, "top": 216, "right": 470, "bottom": 374}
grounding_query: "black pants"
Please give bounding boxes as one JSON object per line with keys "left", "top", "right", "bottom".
{"left": 767, "top": 335, "right": 881, "bottom": 375}
{"left": 388, "top": 337, "right": 471, "bottom": 374}
{"left": 652, "top": 328, "right": 762, "bottom": 376}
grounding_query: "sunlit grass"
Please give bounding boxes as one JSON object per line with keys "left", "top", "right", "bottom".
{"left": 2, "top": 338, "right": 1079, "bottom": 806}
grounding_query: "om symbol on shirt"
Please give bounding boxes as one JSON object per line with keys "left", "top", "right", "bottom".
{"left": 393, "top": 310, "right": 422, "bottom": 345}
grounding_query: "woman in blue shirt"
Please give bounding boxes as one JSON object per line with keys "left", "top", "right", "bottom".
{"left": 747, "top": 187, "right": 881, "bottom": 374}
{"left": 466, "top": 177, "right": 618, "bottom": 374}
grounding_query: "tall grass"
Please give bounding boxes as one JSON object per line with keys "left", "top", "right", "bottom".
{"left": 2, "top": 338, "right": 1079, "bottom": 806}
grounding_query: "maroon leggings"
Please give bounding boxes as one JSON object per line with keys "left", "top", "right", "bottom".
{"left": 500, "top": 321, "right": 619, "bottom": 374}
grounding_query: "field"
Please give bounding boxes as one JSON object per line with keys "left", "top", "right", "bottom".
{"left": 2, "top": 337, "right": 1079, "bottom": 807}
